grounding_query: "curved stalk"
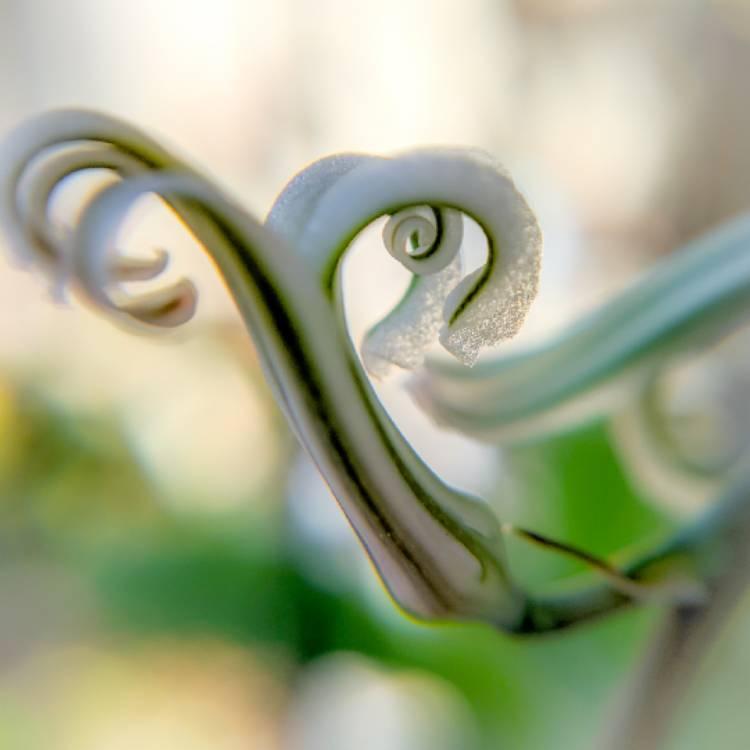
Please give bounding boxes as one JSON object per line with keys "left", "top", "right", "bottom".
{"left": 0, "top": 111, "right": 544, "bottom": 627}
{"left": 0, "top": 109, "right": 741, "bottom": 637}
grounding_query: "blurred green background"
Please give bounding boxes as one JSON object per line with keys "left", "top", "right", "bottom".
{"left": 2, "top": 1, "right": 750, "bottom": 748}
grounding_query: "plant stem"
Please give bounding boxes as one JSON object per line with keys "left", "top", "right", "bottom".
{"left": 597, "top": 479, "right": 750, "bottom": 749}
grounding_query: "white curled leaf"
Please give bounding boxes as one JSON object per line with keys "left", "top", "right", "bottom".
{"left": 61, "top": 168, "right": 525, "bottom": 627}
{"left": 0, "top": 109, "right": 216, "bottom": 326}
{"left": 269, "top": 155, "right": 465, "bottom": 376}
{"left": 298, "top": 148, "right": 542, "bottom": 367}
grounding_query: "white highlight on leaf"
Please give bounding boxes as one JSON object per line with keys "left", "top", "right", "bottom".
{"left": 265, "top": 153, "right": 372, "bottom": 244}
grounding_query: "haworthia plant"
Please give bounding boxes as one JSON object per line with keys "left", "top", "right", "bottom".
{"left": 0, "top": 110, "right": 747, "bottom": 642}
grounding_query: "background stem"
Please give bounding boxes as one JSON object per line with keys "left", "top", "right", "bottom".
{"left": 598, "top": 480, "right": 750, "bottom": 750}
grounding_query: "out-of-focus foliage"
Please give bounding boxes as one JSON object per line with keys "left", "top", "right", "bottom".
{"left": 0, "top": 373, "right": 667, "bottom": 749}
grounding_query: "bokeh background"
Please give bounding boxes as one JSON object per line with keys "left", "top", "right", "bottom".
{"left": 1, "top": 1, "right": 750, "bottom": 748}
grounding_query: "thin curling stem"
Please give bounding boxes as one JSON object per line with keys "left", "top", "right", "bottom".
{"left": 2, "top": 108, "right": 748, "bottom": 645}
{"left": 0, "top": 111, "right": 546, "bottom": 628}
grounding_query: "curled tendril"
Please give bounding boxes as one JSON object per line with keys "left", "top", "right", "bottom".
{"left": 66, "top": 168, "right": 527, "bottom": 625}
{"left": 294, "top": 148, "right": 542, "bottom": 366}
{"left": 265, "top": 148, "right": 542, "bottom": 372}
{"left": 2, "top": 108, "right": 720, "bottom": 634}
{"left": 0, "top": 109, "right": 542, "bottom": 628}
{"left": 0, "top": 110, "right": 207, "bottom": 325}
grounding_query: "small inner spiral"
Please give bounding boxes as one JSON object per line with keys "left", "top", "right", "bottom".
{"left": 383, "top": 205, "right": 462, "bottom": 276}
